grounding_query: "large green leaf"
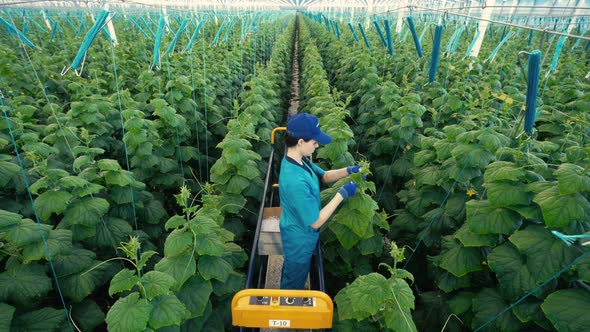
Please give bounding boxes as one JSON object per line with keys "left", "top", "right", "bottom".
{"left": 329, "top": 222, "right": 362, "bottom": 249}
{"left": 224, "top": 148, "right": 253, "bottom": 167}
{"left": 224, "top": 175, "right": 250, "bottom": 194}
{"left": 484, "top": 161, "right": 526, "bottom": 182}
{"left": 155, "top": 253, "right": 196, "bottom": 291}
{"left": 413, "top": 165, "right": 442, "bottom": 186}
{"left": 431, "top": 265, "right": 471, "bottom": 292}
{"left": 509, "top": 225, "right": 578, "bottom": 283}
{"left": 164, "top": 229, "right": 193, "bottom": 257}
{"left": 512, "top": 298, "right": 552, "bottom": 329}
{"left": 437, "top": 236, "right": 483, "bottom": 277}
{"left": 189, "top": 214, "right": 219, "bottom": 234}
{"left": 444, "top": 194, "right": 467, "bottom": 219}
{"left": 0, "top": 209, "right": 21, "bottom": 231}
{"left": 0, "top": 303, "right": 15, "bottom": 331}
{"left": 466, "top": 200, "right": 522, "bottom": 235}
{"left": 533, "top": 186, "right": 590, "bottom": 228}
{"left": 195, "top": 234, "right": 225, "bottom": 257}
{"left": 358, "top": 233, "right": 383, "bottom": 256}
{"left": 383, "top": 278, "right": 418, "bottom": 332}
{"left": 0, "top": 263, "right": 52, "bottom": 305}
{"left": 0, "top": 160, "right": 20, "bottom": 187}
{"left": 236, "top": 161, "right": 260, "bottom": 180}
{"left": 451, "top": 144, "right": 495, "bottom": 169}
{"left": 554, "top": 163, "right": 590, "bottom": 195}
{"left": 89, "top": 217, "right": 133, "bottom": 248}
{"left": 388, "top": 277, "right": 416, "bottom": 310}
{"left": 106, "top": 292, "right": 153, "bottom": 332}
{"left": 487, "top": 242, "right": 537, "bottom": 300}
{"left": 455, "top": 223, "right": 497, "bottom": 247}
{"left": 507, "top": 205, "right": 543, "bottom": 220}
{"left": 142, "top": 271, "right": 176, "bottom": 301}
{"left": 198, "top": 256, "right": 232, "bottom": 282}
{"left": 413, "top": 150, "right": 436, "bottom": 167}
{"left": 219, "top": 193, "right": 246, "bottom": 214}
{"left": 141, "top": 198, "right": 167, "bottom": 225}
{"left": 72, "top": 182, "right": 104, "bottom": 198}
{"left": 110, "top": 186, "right": 133, "bottom": 204}
{"left": 35, "top": 190, "right": 72, "bottom": 220}
{"left": 105, "top": 170, "right": 133, "bottom": 187}
{"left": 209, "top": 158, "right": 231, "bottom": 185}
{"left": 471, "top": 288, "right": 522, "bottom": 332}
{"left": 73, "top": 155, "right": 95, "bottom": 171}
{"left": 59, "top": 259, "right": 109, "bottom": 302}
{"left": 575, "top": 255, "right": 590, "bottom": 282}
{"left": 11, "top": 307, "right": 65, "bottom": 331}
{"left": 58, "top": 175, "right": 89, "bottom": 189}
{"left": 334, "top": 273, "right": 391, "bottom": 321}
{"left": 448, "top": 291, "right": 474, "bottom": 315}
{"left": 109, "top": 269, "right": 140, "bottom": 296}
{"left": 70, "top": 300, "right": 106, "bottom": 332}
{"left": 484, "top": 181, "right": 532, "bottom": 207}
{"left": 149, "top": 294, "right": 187, "bottom": 329}
{"left": 348, "top": 193, "right": 379, "bottom": 218}
{"left": 212, "top": 271, "right": 244, "bottom": 296}
{"left": 4, "top": 218, "right": 50, "bottom": 246}
{"left": 434, "top": 140, "right": 454, "bottom": 161}
{"left": 53, "top": 248, "right": 97, "bottom": 275}
{"left": 165, "top": 215, "right": 186, "bottom": 230}
{"left": 175, "top": 275, "right": 213, "bottom": 319}
{"left": 222, "top": 242, "right": 248, "bottom": 268}
{"left": 98, "top": 159, "right": 122, "bottom": 171}
{"left": 542, "top": 289, "right": 590, "bottom": 331}
{"left": 332, "top": 206, "right": 372, "bottom": 238}
{"left": 21, "top": 229, "right": 72, "bottom": 263}
{"left": 60, "top": 197, "right": 109, "bottom": 238}
{"left": 181, "top": 301, "right": 213, "bottom": 332}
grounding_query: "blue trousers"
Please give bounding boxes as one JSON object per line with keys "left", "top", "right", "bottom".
{"left": 280, "top": 227, "right": 319, "bottom": 290}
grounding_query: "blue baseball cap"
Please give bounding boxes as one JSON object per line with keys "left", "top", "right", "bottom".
{"left": 287, "top": 113, "right": 332, "bottom": 144}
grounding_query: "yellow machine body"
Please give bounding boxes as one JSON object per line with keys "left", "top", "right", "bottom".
{"left": 232, "top": 289, "right": 333, "bottom": 329}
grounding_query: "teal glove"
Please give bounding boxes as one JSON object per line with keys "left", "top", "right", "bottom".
{"left": 346, "top": 165, "right": 363, "bottom": 174}
{"left": 338, "top": 181, "right": 357, "bottom": 199}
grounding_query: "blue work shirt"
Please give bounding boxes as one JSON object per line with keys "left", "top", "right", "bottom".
{"left": 279, "top": 156, "right": 325, "bottom": 233}
{"left": 279, "top": 156, "right": 326, "bottom": 289}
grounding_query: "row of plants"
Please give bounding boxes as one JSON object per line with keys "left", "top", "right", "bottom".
{"left": 103, "top": 15, "right": 296, "bottom": 331}
{"left": 0, "top": 10, "right": 292, "bottom": 330}
{"left": 305, "top": 13, "right": 590, "bottom": 332}
{"left": 296, "top": 17, "right": 418, "bottom": 332}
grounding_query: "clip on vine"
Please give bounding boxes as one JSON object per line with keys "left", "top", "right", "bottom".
{"left": 551, "top": 230, "right": 590, "bottom": 246}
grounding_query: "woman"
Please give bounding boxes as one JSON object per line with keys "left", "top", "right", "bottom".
{"left": 279, "top": 113, "right": 361, "bottom": 290}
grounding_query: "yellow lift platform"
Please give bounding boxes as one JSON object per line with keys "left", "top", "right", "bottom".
{"left": 231, "top": 127, "right": 333, "bottom": 331}
{"left": 232, "top": 289, "right": 333, "bottom": 329}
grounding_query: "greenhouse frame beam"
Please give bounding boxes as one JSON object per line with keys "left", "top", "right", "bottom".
{"left": 429, "top": 5, "right": 590, "bottom": 11}
{"left": 413, "top": 4, "right": 590, "bottom": 41}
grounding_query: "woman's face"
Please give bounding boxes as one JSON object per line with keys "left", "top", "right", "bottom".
{"left": 300, "top": 138, "right": 319, "bottom": 157}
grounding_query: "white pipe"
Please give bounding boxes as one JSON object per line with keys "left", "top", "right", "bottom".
{"left": 163, "top": 7, "right": 170, "bottom": 33}
{"left": 470, "top": 0, "right": 495, "bottom": 57}
{"left": 42, "top": 10, "right": 52, "bottom": 30}
{"left": 396, "top": 0, "right": 406, "bottom": 32}
{"left": 106, "top": 12, "right": 118, "bottom": 46}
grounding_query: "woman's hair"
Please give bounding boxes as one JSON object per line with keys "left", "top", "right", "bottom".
{"left": 285, "top": 132, "right": 312, "bottom": 147}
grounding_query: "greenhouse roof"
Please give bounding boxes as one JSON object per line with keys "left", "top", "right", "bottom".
{"left": 1, "top": 0, "right": 589, "bottom": 16}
